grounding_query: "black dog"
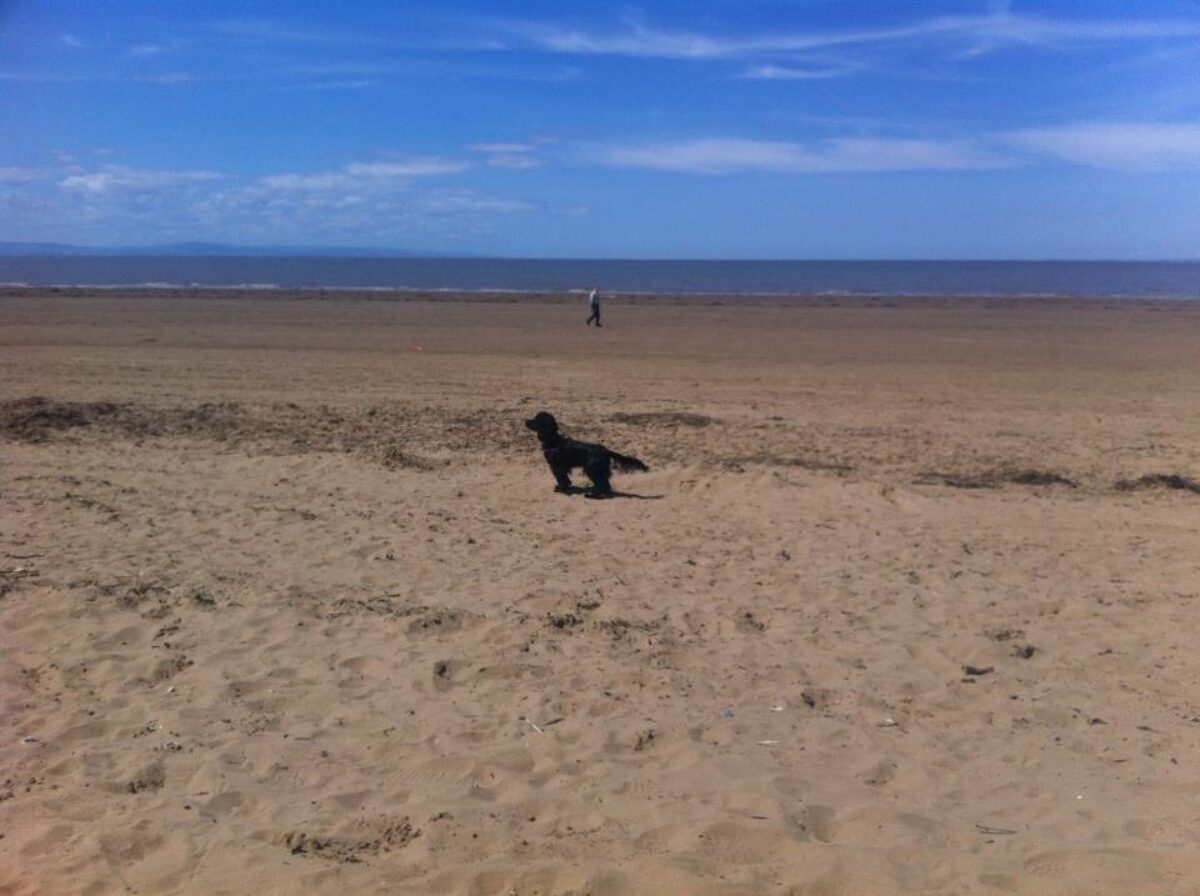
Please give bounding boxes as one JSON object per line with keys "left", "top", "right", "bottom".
{"left": 525, "top": 411, "right": 648, "bottom": 498}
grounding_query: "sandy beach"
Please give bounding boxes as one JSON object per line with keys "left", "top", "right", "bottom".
{"left": 2, "top": 287, "right": 1200, "bottom": 895}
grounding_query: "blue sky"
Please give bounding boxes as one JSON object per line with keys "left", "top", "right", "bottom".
{"left": 2, "top": 0, "right": 1199, "bottom": 258}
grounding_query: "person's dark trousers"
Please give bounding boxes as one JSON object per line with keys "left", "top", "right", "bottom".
{"left": 586, "top": 308, "right": 601, "bottom": 326}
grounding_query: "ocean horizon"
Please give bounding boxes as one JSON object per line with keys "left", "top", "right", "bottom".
{"left": 1, "top": 256, "right": 1198, "bottom": 299}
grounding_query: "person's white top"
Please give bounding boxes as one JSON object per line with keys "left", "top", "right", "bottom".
{"left": 588, "top": 289, "right": 599, "bottom": 306}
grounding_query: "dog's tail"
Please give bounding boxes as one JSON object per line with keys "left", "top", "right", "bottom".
{"left": 608, "top": 450, "right": 649, "bottom": 473}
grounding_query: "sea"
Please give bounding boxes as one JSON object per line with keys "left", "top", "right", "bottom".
{"left": 1, "top": 256, "right": 1198, "bottom": 299}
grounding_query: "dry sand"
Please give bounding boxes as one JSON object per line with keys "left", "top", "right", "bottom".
{"left": 2, "top": 287, "right": 1200, "bottom": 895}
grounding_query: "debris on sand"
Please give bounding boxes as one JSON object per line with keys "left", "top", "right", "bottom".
{"left": 0, "top": 566, "right": 39, "bottom": 599}
{"left": 915, "top": 468, "right": 1078, "bottom": 490}
{"left": 975, "top": 823, "right": 1019, "bottom": 836}
{"left": 1001, "top": 469, "right": 1079, "bottom": 488}
{"left": 724, "top": 452, "right": 853, "bottom": 476}
{"left": 280, "top": 817, "right": 419, "bottom": 863}
{"left": 1114, "top": 473, "right": 1200, "bottom": 494}
{"left": 736, "top": 610, "right": 767, "bottom": 633}
{"left": 984, "top": 627, "right": 1024, "bottom": 642}
{"left": 0, "top": 396, "right": 500, "bottom": 470}
{"left": 0, "top": 397, "right": 117, "bottom": 442}
{"left": 127, "top": 762, "right": 166, "bottom": 794}
{"left": 546, "top": 612, "right": 582, "bottom": 630}
{"left": 379, "top": 444, "right": 438, "bottom": 471}
{"left": 607, "top": 411, "right": 717, "bottom": 428}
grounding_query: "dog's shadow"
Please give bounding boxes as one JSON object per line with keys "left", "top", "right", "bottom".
{"left": 560, "top": 486, "right": 665, "bottom": 501}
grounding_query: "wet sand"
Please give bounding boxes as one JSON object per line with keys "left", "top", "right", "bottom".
{"left": 2, "top": 288, "right": 1200, "bottom": 895}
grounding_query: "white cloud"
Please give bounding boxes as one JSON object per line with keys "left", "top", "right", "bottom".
{"left": 530, "top": 23, "right": 730, "bottom": 59}
{"left": 61, "top": 34, "right": 84, "bottom": 48}
{"left": 9, "top": 149, "right": 537, "bottom": 246}
{"left": 196, "top": 157, "right": 510, "bottom": 235}
{"left": 135, "top": 72, "right": 195, "bottom": 84}
{"left": 514, "top": 13, "right": 1200, "bottom": 61}
{"left": 0, "top": 167, "right": 43, "bottom": 184}
{"left": 467, "top": 142, "right": 543, "bottom": 169}
{"left": 297, "top": 79, "right": 379, "bottom": 90}
{"left": 192, "top": 175, "right": 533, "bottom": 245}
{"left": 599, "top": 124, "right": 1200, "bottom": 177}
{"left": 60, "top": 166, "right": 224, "bottom": 193}
{"left": 250, "top": 158, "right": 467, "bottom": 192}
{"left": 1005, "top": 123, "right": 1200, "bottom": 170}
{"left": 486, "top": 154, "right": 543, "bottom": 170}
{"left": 287, "top": 63, "right": 396, "bottom": 76}
{"left": 130, "top": 44, "right": 167, "bottom": 57}
{"left": 345, "top": 159, "right": 468, "bottom": 177}
{"left": 0, "top": 71, "right": 87, "bottom": 82}
{"left": 742, "top": 63, "right": 859, "bottom": 80}
{"left": 420, "top": 190, "right": 534, "bottom": 214}
{"left": 257, "top": 172, "right": 353, "bottom": 191}
{"left": 600, "top": 137, "right": 1011, "bottom": 174}
{"left": 468, "top": 142, "right": 537, "bottom": 154}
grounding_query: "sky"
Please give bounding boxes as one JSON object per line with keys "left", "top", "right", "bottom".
{"left": 2, "top": 0, "right": 1199, "bottom": 259}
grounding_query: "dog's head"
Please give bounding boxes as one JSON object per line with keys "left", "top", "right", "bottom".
{"left": 524, "top": 411, "right": 559, "bottom": 438}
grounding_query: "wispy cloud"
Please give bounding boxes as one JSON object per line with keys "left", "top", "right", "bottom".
{"left": 0, "top": 70, "right": 200, "bottom": 85}
{"left": 525, "top": 21, "right": 732, "bottom": 59}
{"left": 0, "top": 71, "right": 90, "bottom": 83}
{"left": 467, "top": 142, "right": 543, "bottom": 170}
{"left": 135, "top": 72, "right": 196, "bottom": 84}
{"left": 205, "top": 156, "right": 476, "bottom": 226}
{"left": 209, "top": 17, "right": 507, "bottom": 53}
{"left": 250, "top": 157, "right": 467, "bottom": 192}
{"left": 2, "top": 149, "right": 533, "bottom": 245}
{"left": 211, "top": 18, "right": 398, "bottom": 49}
{"left": 0, "top": 167, "right": 44, "bottom": 184}
{"left": 468, "top": 142, "right": 537, "bottom": 154}
{"left": 1006, "top": 122, "right": 1200, "bottom": 170}
{"left": 189, "top": 9, "right": 1200, "bottom": 72}
{"left": 598, "top": 123, "right": 1200, "bottom": 176}
{"left": 599, "top": 137, "right": 1011, "bottom": 174}
{"left": 346, "top": 159, "right": 468, "bottom": 177}
{"left": 195, "top": 170, "right": 531, "bottom": 244}
{"left": 486, "top": 155, "right": 543, "bottom": 170}
{"left": 294, "top": 79, "right": 380, "bottom": 90}
{"left": 419, "top": 190, "right": 534, "bottom": 214}
{"left": 742, "top": 63, "right": 860, "bottom": 81}
{"left": 60, "top": 165, "right": 224, "bottom": 193}
{"left": 286, "top": 63, "right": 397, "bottom": 76}
{"left": 130, "top": 44, "right": 167, "bottom": 57}
{"left": 512, "top": 13, "right": 1200, "bottom": 61}
{"left": 256, "top": 172, "right": 353, "bottom": 191}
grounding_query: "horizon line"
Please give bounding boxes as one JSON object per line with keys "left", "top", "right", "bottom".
{"left": 0, "top": 243, "right": 1196, "bottom": 264}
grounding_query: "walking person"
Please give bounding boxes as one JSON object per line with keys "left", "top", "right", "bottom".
{"left": 586, "top": 286, "right": 601, "bottom": 327}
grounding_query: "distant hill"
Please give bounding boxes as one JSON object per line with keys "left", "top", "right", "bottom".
{"left": 0, "top": 241, "right": 461, "bottom": 257}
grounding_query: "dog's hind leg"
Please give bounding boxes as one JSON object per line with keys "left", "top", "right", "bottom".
{"left": 584, "top": 452, "right": 614, "bottom": 498}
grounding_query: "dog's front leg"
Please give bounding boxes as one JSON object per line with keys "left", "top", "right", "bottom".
{"left": 552, "top": 467, "right": 573, "bottom": 493}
